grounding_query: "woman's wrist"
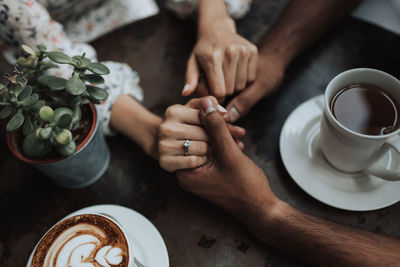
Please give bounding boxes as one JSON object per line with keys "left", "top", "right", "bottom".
{"left": 141, "top": 115, "right": 162, "bottom": 159}
{"left": 198, "top": 0, "right": 233, "bottom": 35}
{"left": 110, "top": 94, "right": 161, "bottom": 159}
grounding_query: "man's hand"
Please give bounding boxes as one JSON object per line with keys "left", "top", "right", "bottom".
{"left": 225, "top": 52, "right": 285, "bottom": 122}
{"left": 176, "top": 97, "right": 279, "bottom": 223}
{"left": 183, "top": 17, "right": 258, "bottom": 103}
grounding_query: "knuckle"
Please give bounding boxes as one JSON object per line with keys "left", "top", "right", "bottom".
{"left": 157, "top": 140, "right": 169, "bottom": 153}
{"left": 158, "top": 123, "right": 174, "bottom": 137}
{"left": 159, "top": 157, "right": 169, "bottom": 170}
{"left": 226, "top": 45, "right": 238, "bottom": 58}
{"left": 236, "top": 82, "right": 246, "bottom": 91}
{"left": 250, "top": 44, "right": 258, "bottom": 54}
{"left": 200, "top": 143, "right": 209, "bottom": 154}
{"left": 188, "top": 156, "right": 198, "bottom": 168}
{"left": 213, "top": 90, "right": 225, "bottom": 98}
{"left": 165, "top": 105, "right": 183, "bottom": 118}
{"left": 208, "top": 50, "right": 222, "bottom": 62}
{"left": 238, "top": 46, "right": 247, "bottom": 56}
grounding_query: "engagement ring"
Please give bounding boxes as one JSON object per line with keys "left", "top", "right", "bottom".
{"left": 184, "top": 139, "right": 191, "bottom": 156}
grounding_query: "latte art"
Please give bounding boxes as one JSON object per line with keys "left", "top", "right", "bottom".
{"left": 31, "top": 214, "right": 130, "bottom": 267}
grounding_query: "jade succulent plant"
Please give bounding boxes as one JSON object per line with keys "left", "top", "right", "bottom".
{"left": 0, "top": 44, "right": 109, "bottom": 158}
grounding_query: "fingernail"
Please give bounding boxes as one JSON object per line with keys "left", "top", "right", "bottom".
{"left": 223, "top": 113, "right": 230, "bottom": 121}
{"left": 202, "top": 98, "right": 217, "bottom": 115}
{"left": 217, "top": 105, "right": 227, "bottom": 113}
{"left": 182, "top": 84, "right": 190, "bottom": 95}
{"left": 228, "top": 106, "right": 239, "bottom": 122}
{"left": 235, "top": 125, "right": 245, "bottom": 132}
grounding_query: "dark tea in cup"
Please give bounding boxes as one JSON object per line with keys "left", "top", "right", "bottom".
{"left": 330, "top": 83, "right": 399, "bottom": 136}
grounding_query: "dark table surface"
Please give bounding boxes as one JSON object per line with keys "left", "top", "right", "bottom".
{"left": 1, "top": 1, "right": 400, "bottom": 266}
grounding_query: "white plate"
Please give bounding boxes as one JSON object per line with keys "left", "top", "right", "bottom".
{"left": 27, "top": 205, "right": 169, "bottom": 267}
{"left": 279, "top": 95, "right": 400, "bottom": 211}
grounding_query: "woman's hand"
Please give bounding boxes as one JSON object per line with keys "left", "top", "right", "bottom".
{"left": 183, "top": 17, "right": 258, "bottom": 103}
{"left": 157, "top": 97, "right": 246, "bottom": 172}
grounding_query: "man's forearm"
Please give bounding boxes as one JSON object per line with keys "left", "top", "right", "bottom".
{"left": 251, "top": 201, "right": 400, "bottom": 266}
{"left": 260, "top": 0, "right": 362, "bottom": 67}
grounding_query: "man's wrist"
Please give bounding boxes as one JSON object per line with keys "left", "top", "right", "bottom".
{"left": 246, "top": 198, "right": 292, "bottom": 242}
{"left": 259, "top": 42, "right": 292, "bottom": 70}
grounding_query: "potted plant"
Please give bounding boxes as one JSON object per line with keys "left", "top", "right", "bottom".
{"left": 0, "top": 44, "right": 110, "bottom": 188}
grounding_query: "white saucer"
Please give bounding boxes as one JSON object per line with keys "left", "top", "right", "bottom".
{"left": 279, "top": 95, "right": 400, "bottom": 211}
{"left": 27, "top": 205, "right": 169, "bottom": 267}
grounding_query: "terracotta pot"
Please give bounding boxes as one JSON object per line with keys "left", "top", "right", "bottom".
{"left": 6, "top": 104, "right": 110, "bottom": 188}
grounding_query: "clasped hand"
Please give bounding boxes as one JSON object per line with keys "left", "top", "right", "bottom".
{"left": 157, "top": 97, "right": 279, "bottom": 226}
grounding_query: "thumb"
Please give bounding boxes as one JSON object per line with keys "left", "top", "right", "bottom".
{"left": 182, "top": 53, "right": 199, "bottom": 96}
{"left": 200, "top": 97, "right": 240, "bottom": 159}
{"left": 226, "top": 83, "right": 263, "bottom": 122}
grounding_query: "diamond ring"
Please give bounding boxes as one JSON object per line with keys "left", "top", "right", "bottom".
{"left": 183, "top": 139, "right": 191, "bottom": 156}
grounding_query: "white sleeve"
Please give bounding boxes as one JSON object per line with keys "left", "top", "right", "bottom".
{"left": 165, "top": 0, "right": 252, "bottom": 19}
{"left": 0, "top": 0, "right": 143, "bottom": 136}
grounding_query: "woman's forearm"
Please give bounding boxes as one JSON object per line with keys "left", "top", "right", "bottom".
{"left": 110, "top": 94, "right": 162, "bottom": 159}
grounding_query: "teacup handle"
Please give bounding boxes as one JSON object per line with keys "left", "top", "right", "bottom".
{"left": 366, "top": 136, "right": 400, "bottom": 181}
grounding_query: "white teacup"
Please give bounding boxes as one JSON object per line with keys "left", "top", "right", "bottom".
{"left": 320, "top": 68, "right": 400, "bottom": 181}
{"left": 27, "top": 213, "right": 135, "bottom": 267}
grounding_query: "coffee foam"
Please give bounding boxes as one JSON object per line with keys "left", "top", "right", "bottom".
{"left": 30, "top": 214, "right": 129, "bottom": 267}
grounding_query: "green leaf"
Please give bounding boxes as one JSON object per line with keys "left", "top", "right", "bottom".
{"left": 54, "top": 107, "right": 73, "bottom": 122}
{"left": 22, "top": 93, "right": 39, "bottom": 107}
{"left": 87, "top": 86, "right": 108, "bottom": 101}
{"left": 39, "top": 106, "right": 54, "bottom": 122}
{"left": 72, "top": 105, "right": 81, "bottom": 123}
{"left": 38, "top": 75, "right": 66, "bottom": 90}
{"left": 81, "top": 97, "right": 90, "bottom": 104}
{"left": 56, "top": 114, "right": 72, "bottom": 128}
{"left": 71, "top": 95, "right": 81, "bottom": 106}
{"left": 23, "top": 132, "right": 46, "bottom": 158}
{"left": 0, "top": 106, "right": 15, "bottom": 119}
{"left": 16, "top": 76, "right": 27, "bottom": 85}
{"left": 39, "top": 127, "right": 52, "bottom": 140}
{"left": 55, "top": 129, "right": 72, "bottom": 145}
{"left": 6, "top": 110, "right": 24, "bottom": 131}
{"left": 73, "top": 56, "right": 91, "bottom": 69}
{"left": 58, "top": 140, "right": 76, "bottom": 156}
{"left": 36, "top": 44, "right": 46, "bottom": 52}
{"left": 21, "top": 44, "right": 35, "bottom": 55}
{"left": 80, "top": 74, "right": 104, "bottom": 84}
{"left": 48, "top": 51, "right": 73, "bottom": 64}
{"left": 66, "top": 73, "right": 86, "bottom": 95}
{"left": 32, "top": 100, "right": 45, "bottom": 111}
{"left": 12, "top": 83, "right": 24, "bottom": 96}
{"left": 47, "top": 77, "right": 67, "bottom": 90}
{"left": 22, "top": 117, "right": 34, "bottom": 135}
{"left": 18, "top": 85, "right": 32, "bottom": 101}
{"left": 71, "top": 122, "right": 79, "bottom": 131}
{"left": 88, "top": 63, "right": 110, "bottom": 75}
{"left": 0, "top": 83, "right": 4, "bottom": 89}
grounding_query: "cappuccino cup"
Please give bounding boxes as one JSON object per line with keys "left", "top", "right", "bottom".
{"left": 320, "top": 68, "right": 400, "bottom": 181}
{"left": 27, "top": 213, "right": 134, "bottom": 267}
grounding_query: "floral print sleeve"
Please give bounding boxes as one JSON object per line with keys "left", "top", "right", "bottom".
{"left": 166, "top": 0, "right": 252, "bottom": 19}
{"left": 0, "top": 0, "right": 144, "bottom": 135}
